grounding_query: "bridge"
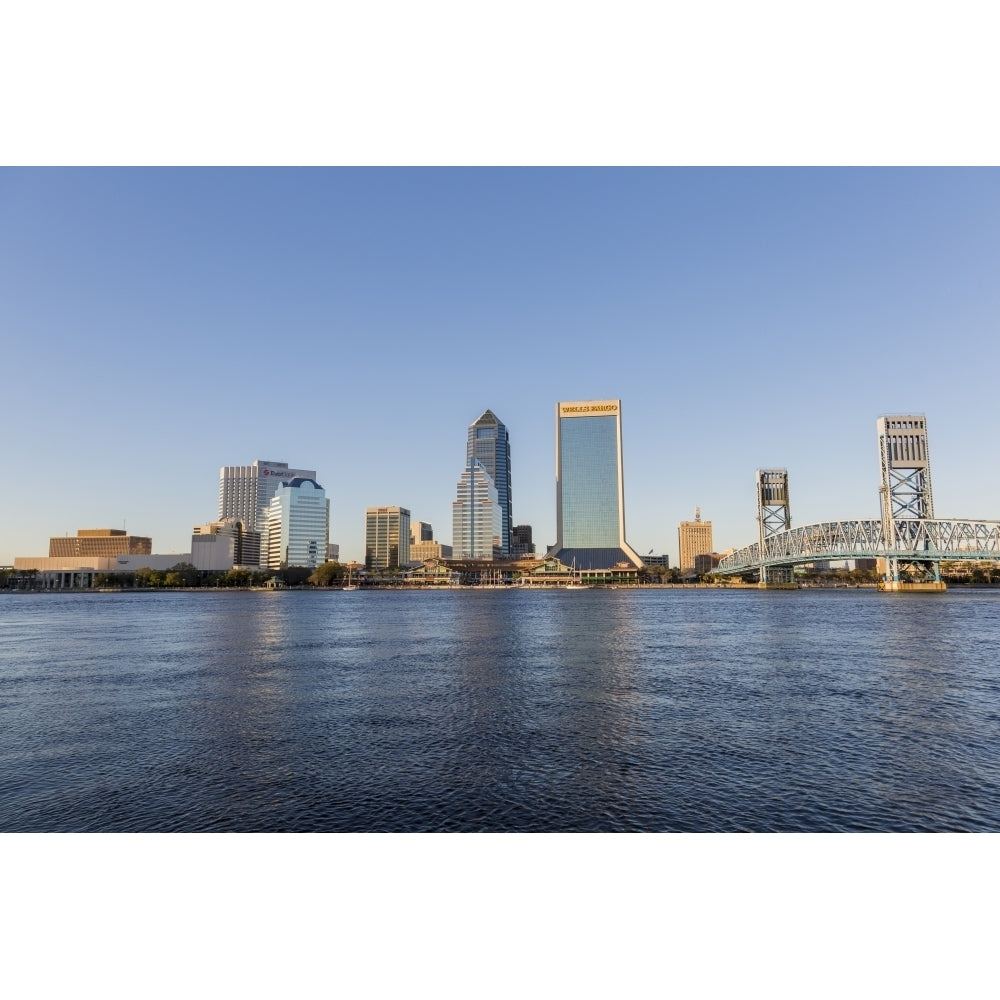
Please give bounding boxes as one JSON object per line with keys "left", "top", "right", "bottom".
{"left": 714, "top": 416, "right": 1000, "bottom": 592}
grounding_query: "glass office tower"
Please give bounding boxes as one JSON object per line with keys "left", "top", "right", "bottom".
{"left": 550, "top": 399, "right": 642, "bottom": 570}
{"left": 466, "top": 410, "right": 512, "bottom": 556}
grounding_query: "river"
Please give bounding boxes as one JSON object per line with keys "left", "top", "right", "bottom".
{"left": 1, "top": 588, "right": 997, "bottom": 831}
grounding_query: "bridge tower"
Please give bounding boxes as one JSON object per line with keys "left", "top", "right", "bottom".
{"left": 756, "top": 469, "right": 794, "bottom": 585}
{"left": 877, "top": 414, "right": 943, "bottom": 589}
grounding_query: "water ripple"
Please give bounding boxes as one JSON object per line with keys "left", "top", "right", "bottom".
{"left": 1, "top": 589, "right": 998, "bottom": 831}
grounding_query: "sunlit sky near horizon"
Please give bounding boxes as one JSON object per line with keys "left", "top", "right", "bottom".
{"left": 3, "top": 167, "right": 999, "bottom": 567}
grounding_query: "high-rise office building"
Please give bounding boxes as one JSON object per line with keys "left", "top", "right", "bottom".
{"left": 549, "top": 399, "right": 642, "bottom": 570}
{"left": 365, "top": 506, "right": 411, "bottom": 571}
{"left": 263, "top": 478, "right": 330, "bottom": 570}
{"left": 219, "top": 460, "right": 317, "bottom": 568}
{"left": 678, "top": 508, "right": 713, "bottom": 576}
{"left": 467, "top": 410, "right": 512, "bottom": 556}
{"left": 219, "top": 460, "right": 317, "bottom": 541}
{"left": 452, "top": 459, "right": 502, "bottom": 560}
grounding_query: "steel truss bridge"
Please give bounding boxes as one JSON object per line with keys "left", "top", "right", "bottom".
{"left": 714, "top": 415, "right": 1000, "bottom": 590}
{"left": 716, "top": 519, "right": 1000, "bottom": 574}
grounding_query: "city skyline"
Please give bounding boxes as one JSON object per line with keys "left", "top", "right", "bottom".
{"left": 3, "top": 169, "right": 1000, "bottom": 567}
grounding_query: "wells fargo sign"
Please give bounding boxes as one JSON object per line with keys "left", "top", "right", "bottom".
{"left": 559, "top": 400, "right": 620, "bottom": 417}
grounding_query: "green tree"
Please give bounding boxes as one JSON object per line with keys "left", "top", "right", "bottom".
{"left": 168, "top": 562, "right": 199, "bottom": 587}
{"left": 308, "top": 561, "right": 344, "bottom": 587}
{"left": 280, "top": 566, "right": 313, "bottom": 587}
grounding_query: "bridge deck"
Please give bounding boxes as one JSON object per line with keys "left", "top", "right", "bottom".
{"left": 717, "top": 519, "right": 1000, "bottom": 575}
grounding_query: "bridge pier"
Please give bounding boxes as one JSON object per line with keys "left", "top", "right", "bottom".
{"left": 879, "top": 580, "right": 947, "bottom": 592}
{"left": 759, "top": 564, "right": 796, "bottom": 588}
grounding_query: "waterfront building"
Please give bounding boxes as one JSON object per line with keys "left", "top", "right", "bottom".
{"left": 191, "top": 518, "right": 260, "bottom": 571}
{"left": 327, "top": 543, "right": 340, "bottom": 563}
{"left": 548, "top": 399, "right": 643, "bottom": 571}
{"left": 452, "top": 459, "right": 502, "bottom": 561}
{"left": 510, "top": 524, "right": 536, "bottom": 558}
{"left": 13, "top": 553, "right": 192, "bottom": 588}
{"left": 219, "top": 460, "right": 317, "bottom": 563}
{"left": 678, "top": 508, "right": 713, "bottom": 576}
{"left": 643, "top": 554, "right": 670, "bottom": 567}
{"left": 49, "top": 529, "right": 152, "bottom": 558}
{"left": 467, "top": 410, "right": 512, "bottom": 556}
{"left": 263, "top": 478, "right": 330, "bottom": 570}
{"left": 365, "top": 506, "right": 411, "bottom": 571}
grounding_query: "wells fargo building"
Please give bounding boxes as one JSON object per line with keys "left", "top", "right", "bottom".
{"left": 549, "top": 399, "right": 642, "bottom": 571}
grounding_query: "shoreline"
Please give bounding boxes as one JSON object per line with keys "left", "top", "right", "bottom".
{"left": 6, "top": 582, "right": 999, "bottom": 594}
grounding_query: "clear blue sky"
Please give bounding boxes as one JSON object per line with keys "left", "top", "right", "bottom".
{"left": 2, "top": 167, "right": 999, "bottom": 566}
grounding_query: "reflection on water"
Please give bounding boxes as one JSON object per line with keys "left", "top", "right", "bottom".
{"left": 1, "top": 589, "right": 998, "bottom": 832}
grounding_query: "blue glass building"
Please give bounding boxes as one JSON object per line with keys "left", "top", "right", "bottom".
{"left": 466, "top": 410, "right": 512, "bottom": 556}
{"left": 550, "top": 399, "right": 642, "bottom": 571}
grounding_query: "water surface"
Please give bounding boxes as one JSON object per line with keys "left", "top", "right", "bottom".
{"left": 1, "top": 589, "right": 998, "bottom": 831}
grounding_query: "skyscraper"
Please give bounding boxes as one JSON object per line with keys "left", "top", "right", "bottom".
{"left": 365, "top": 506, "right": 411, "bottom": 571}
{"left": 678, "top": 508, "right": 713, "bottom": 576}
{"left": 263, "top": 478, "right": 330, "bottom": 570}
{"left": 452, "top": 458, "right": 502, "bottom": 560}
{"left": 219, "top": 460, "right": 317, "bottom": 565}
{"left": 549, "top": 399, "right": 642, "bottom": 570}
{"left": 466, "top": 410, "right": 512, "bottom": 556}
